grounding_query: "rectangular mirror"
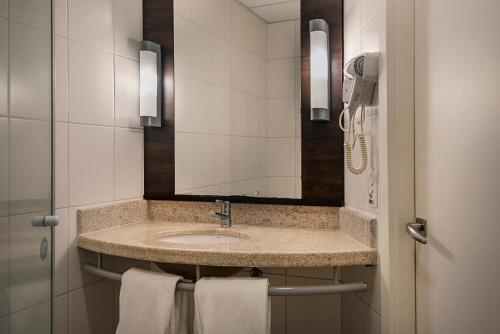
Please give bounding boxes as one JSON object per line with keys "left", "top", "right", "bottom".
{"left": 174, "top": 0, "right": 302, "bottom": 199}
{"left": 143, "top": 0, "right": 343, "bottom": 206}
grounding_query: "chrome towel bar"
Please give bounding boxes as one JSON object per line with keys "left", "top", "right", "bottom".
{"left": 83, "top": 263, "right": 367, "bottom": 296}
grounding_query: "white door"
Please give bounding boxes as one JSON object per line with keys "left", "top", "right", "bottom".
{"left": 414, "top": 0, "right": 500, "bottom": 333}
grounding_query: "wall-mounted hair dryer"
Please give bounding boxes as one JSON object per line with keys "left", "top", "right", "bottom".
{"left": 340, "top": 52, "right": 378, "bottom": 175}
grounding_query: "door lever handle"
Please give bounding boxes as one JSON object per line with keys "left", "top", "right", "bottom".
{"left": 406, "top": 218, "right": 427, "bottom": 244}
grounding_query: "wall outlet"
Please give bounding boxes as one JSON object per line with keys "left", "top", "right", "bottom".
{"left": 368, "top": 178, "right": 378, "bottom": 208}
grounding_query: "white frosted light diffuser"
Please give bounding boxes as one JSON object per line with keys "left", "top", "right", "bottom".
{"left": 309, "top": 19, "right": 330, "bottom": 121}
{"left": 140, "top": 50, "right": 158, "bottom": 117}
{"left": 139, "top": 41, "right": 162, "bottom": 127}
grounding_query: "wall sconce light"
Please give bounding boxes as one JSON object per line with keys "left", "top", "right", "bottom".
{"left": 140, "top": 41, "right": 162, "bottom": 127}
{"left": 309, "top": 19, "right": 330, "bottom": 122}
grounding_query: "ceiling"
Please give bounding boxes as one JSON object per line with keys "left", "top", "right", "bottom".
{"left": 238, "top": 0, "right": 300, "bottom": 23}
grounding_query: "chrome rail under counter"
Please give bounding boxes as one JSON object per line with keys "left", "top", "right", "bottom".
{"left": 82, "top": 261, "right": 368, "bottom": 296}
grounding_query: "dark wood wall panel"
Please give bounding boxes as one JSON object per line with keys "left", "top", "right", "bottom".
{"left": 301, "top": 0, "right": 344, "bottom": 205}
{"left": 143, "top": 0, "right": 344, "bottom": 206}
{"left": 143, "top": 0, "right": 175, "bottom": 198}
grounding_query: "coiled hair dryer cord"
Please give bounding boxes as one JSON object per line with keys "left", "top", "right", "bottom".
{"left": 339, "top": 106, "right": 368, "bottom": 175}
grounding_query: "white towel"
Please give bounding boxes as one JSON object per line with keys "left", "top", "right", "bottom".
{"left": 194, "top": 277, "right": 270, "bottom": 334}
{"left": 116, "top": 268, "right": 185, "bottom": 334}
{"left": 151, "top": 263, "right": 190, "bottom": 334}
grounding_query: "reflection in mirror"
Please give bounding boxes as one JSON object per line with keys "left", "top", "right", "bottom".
{"left": 174, "top": 0, "right": 301, "bottom": 199}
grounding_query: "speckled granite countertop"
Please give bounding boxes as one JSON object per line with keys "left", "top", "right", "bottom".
{"left": 77, "top": 200, "right": 377, "bottom": 268}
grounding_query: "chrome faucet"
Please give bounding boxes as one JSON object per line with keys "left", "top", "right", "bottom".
{"left": 209, "top": 200, "right": 231, "bottom": 228}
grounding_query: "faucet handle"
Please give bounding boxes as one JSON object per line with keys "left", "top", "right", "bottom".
{"left": 212, "top": 200, "right": 231, "bottom": 228}
{"left": 215, "top": 199, "right": 230, "bottom": 213}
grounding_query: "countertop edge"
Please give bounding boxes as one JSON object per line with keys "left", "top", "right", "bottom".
{"left": 78, "top": 234, "right": 377, "bottom": 268}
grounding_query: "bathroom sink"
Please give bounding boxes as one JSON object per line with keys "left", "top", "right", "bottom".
{"left": 157, "top": 230, "right": 247, "bottom": 245}
{"left": 154, "top": 230, "right": 247, "bottom": 279}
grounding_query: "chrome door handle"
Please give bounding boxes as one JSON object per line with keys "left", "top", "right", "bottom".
{"left": 406, "top": 218, "right": 427, "bottom": 244}
{"left": 31, "top": 215, "right": 59, "bottom": 227}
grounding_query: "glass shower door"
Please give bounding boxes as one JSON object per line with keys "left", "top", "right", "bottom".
{"left": 1, "top": 0, "right": 54, "bottom": 332}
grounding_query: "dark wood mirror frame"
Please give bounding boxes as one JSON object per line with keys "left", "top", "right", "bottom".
{"left": 143, "top": 0, "right": 344, "bottom": 206}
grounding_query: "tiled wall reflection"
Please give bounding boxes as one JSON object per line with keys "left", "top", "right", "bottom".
{"left": 174, "top": 0, "right": 301, "bottom": 199}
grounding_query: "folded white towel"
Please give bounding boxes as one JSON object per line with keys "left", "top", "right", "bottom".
{"left": 115, "top": 268, "right": 183, "bottom": 334}
{"left": 151, "top": 263, "right": 190, "bottom": 334}
{"left": 194, "top": 277, "right": 270, "bottom": 334}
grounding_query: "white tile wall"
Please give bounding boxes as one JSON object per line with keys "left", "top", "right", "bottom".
{"left": 237, "top": 269, "right": 342, "bottom": 334}
{"left": 192, "top": 0, "right": 213, "bottom": 30}
{"left": 55, "top": 122, "right": 69, "bottom": 209}
{"left": 266, "top": 20, "right": 300, "bottom": 198}
{"left": 68, "top": 124, "right": 114, "bottom": 206}
{"left": 268, "top": 98, "right": 296, "bottom": 137}
{"left": 68, "top": 41, "right": 114, "bottom": 126}
{"left": 0, "top": 316, "right": 8, "bottom": 334}
{"left": 267, "top": 177, "right": 295, "bottom": 198}
{"left": 213, "top": 0, "right": 231, "bottom": 39}
{"left": 231, "top": 1, "right": 248, "bottom": 47}
{"left": 0, "top": 1, "right": 6, "bottom": 18}
{"left": 247, "top": 12, "right": 267, "bottom": 58}
{"left": 68, "top": 0, "right": 113, "bottom": 52}
{"left": 268, "top": 138, "right": 295, "bottom": 177}
{"left": 55, "top": 36, "right": 69, "bottom": 122}
{"left": 53, "top": 0, "right": 144, "bottom": 332}
{"left": 54, "top": 208, "right": 69, "bottom": 296}
{"left": 174, "top": 0, "right": 191, "bottom": 19}
{"left": 192, "top": 134, "right": 215, "bottom": 188}
{"left": 287, "top": 276, "right": 341, "bottom": 334}
{"left": 9, "top": 0, "right": 51, "bottom": 31}
{"left": 55, "top": 0, "right": 67, "bottom": 37}
{"left": 54, "top": 294, "right": 68, "bottom": 334}
{"left": 9, "top": 213, "right": 51, "bottom": 313}
{"left": 174, "top": 4, "right": 300, "bottom": 198}
{"left": 114, "top": 128, "right": 144, "bottom": 200}
{"left": 175, "top": 133, "right": 193, "bottom": 191}
{"left": 9, "top": 119, "right": 51, "bottom": 215}
{"left": 0, "top": 118, "right": 8, "bottom": 217}
{"left": 267, "top": 58, "right": 296, "bottom": 98}
{"left": 113, "top": 0, "right": 142, "bottom": 60}
{"left": 114, "top": 56, "right": 140, "bottom": 128}
{"left": 193, "top": 80, "right": 214, "bottom": 134}
{"left": 0, "top": 18, "right": 6, "bottom": 117}
{"left": 9, "top": 301, "right": 50, "bottom": 334}
{"left": 9, "top": 22, "right": 51, "bottom": 121}
{"left": 0, "top": 217, "right": 8, "bottom": 317}
{"left": 174, "top": 14, "right": 194, "bottom": 76}
{"left": 342, "top": 1, "right": 382, "bottom": 333}
{"left": 213, "top": 35, "right": 231, "bottom": 87}
{"left": 192, "top": 25, "right": 213, "bottom": 82}
{"left": 341, "top": 293, "right": 381, "bottom": 334}
{"left": 175, "top": 74, "right": 194, "bottom": 133}
{"left": 212, "top": 86, "right": 231, "bottom": 135}
{"left": 68, "top": 280, "right": 115, "bottom": 334}
{"left": 268, "top": 20, "right": 296, "bottom": 59}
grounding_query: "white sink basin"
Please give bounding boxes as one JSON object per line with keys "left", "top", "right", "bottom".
{"left": 158, "top": 230, "right": 246, "bottom": 245}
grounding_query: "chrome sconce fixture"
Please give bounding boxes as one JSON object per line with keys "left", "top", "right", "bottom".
{"left": 309, "top": 19, "right": 330, "bottom": 122}
{"left": 140, "top": 41, "right": 162, "bottom": 127}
